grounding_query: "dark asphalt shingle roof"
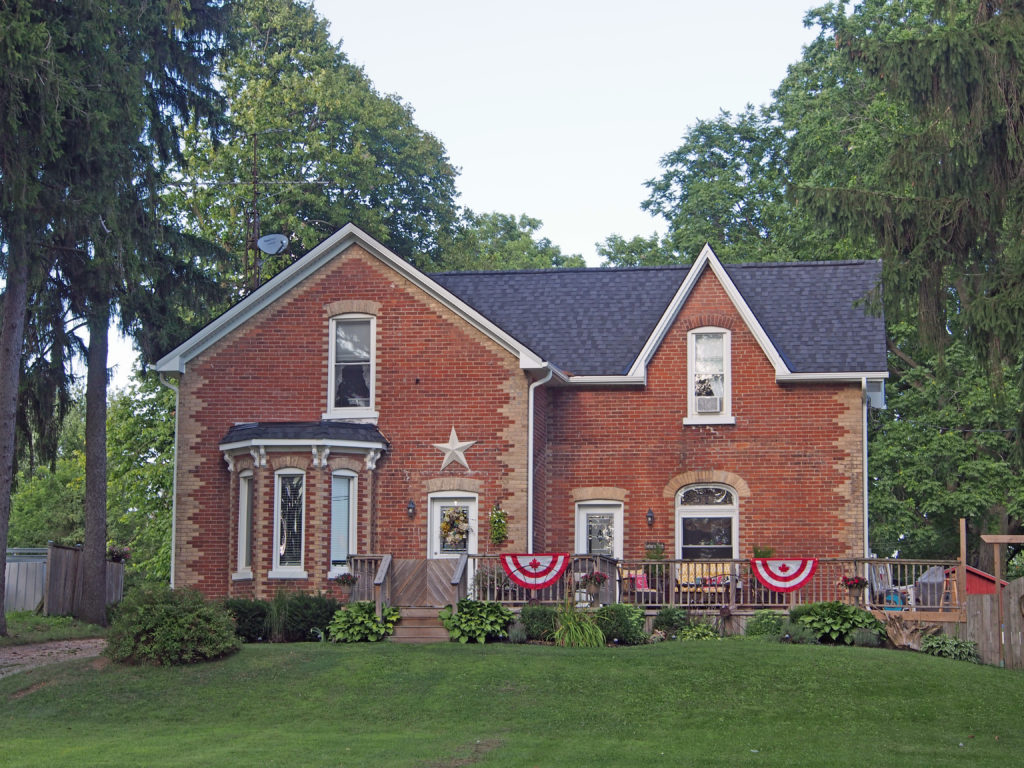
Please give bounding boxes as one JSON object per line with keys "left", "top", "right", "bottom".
{"left": 431, "top": 260, "right": 885, "bottom": 377}
{"left": 220, "top": 421, "right": 389, "bottom": 447}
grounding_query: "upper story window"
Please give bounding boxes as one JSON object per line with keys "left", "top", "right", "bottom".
{"left": 684, "top": 327, "right": 735, "bottom": 425}
{"left": 328, "top": 314, "right": 377, "bottom": 420}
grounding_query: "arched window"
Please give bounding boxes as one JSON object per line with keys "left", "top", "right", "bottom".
{"left": 676, "top": 484, "right": 738, "bottom": 560}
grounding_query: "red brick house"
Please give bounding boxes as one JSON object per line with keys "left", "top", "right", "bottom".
{"left": 155, "top": 224, "right": 887, "bottom": 603}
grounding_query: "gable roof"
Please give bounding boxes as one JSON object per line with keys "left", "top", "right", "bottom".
{"left": 433, "top": 254, "right": 886, "bottom": 379}
{"left": 155, "top": 224, "right": 547, "bottom": 374}
{"left": 156, "top": 224, "right": 887, "bottom": 382}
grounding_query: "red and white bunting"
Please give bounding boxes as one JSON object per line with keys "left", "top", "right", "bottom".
{"left": 500, "top": 553, "right": 571, "bottom": 590}
{"left": 750, "top": 558, "right": 818, "bottom": 593}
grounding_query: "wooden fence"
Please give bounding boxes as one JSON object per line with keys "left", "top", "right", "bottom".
{"left": 964, "top": 577, "right": 1024, "bottom": 669}
{"left": 4, "top": 548, "right": 48, "bottom": 612}
{"left": 4, "top": 545, "right": 125, "bottom": 617}
{"left": 44, "top": 545, "right": 125, "bottom": 617}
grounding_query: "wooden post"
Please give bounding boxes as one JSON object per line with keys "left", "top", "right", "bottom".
{"left": 958, "top": 518, "right": 967, "bottom": 613}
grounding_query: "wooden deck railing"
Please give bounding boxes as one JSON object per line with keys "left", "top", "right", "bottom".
{"left": 463, "top": 555, "right": 965, "bottom": 616}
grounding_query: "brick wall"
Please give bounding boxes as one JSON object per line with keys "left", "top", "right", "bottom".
{"left": 174, "top": 245, "right": 532, "bottom": 600}
{"left": 173, "top": 247, "right": 866, "bottom": 601}
{"left": 541, "top": 267, "right": 865, "bottom": 560}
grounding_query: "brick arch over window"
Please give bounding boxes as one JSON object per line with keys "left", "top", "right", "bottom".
{"left": 680, "top": 314, "right": 736, "bottom": 333}
{"left": 424, "top": 477, "right": 483, "bottom": 494}
{"left": 662, "top": 471, "right": 750, "bottom": 499}
{"left": 570, "top": 486, "right": 628, "bottom": 503}
{"left": 327, "top": 456, "right": 363, "bottom": 473}
{"left": 324, "top": 299, "right": 380, "bottom": 317}
{"left": 269, "top": 454, "right": 311, "bottom": 471}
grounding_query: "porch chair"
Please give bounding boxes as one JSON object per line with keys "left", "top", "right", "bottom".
{"left": 868, "top": 563, "right": 909, "bottom": 611}
{"left": 676, "top": 561, "right": 732, "bottom": 605}
{"left": 619, "top": 566, "right": 659, "bottom": 605}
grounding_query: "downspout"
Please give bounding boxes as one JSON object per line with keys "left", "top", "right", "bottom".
{"left": 861, "top": 378, "right": 870, "bottom": 558}
{"left": 159, "top": 372, "right": 180, "bottom": 588}
{"left": 527, "top": 367, "right": 554, "bottom": 555}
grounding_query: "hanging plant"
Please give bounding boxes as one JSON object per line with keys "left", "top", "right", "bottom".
{"left": 489, "top": 502, "right": 508, "bottom": 546}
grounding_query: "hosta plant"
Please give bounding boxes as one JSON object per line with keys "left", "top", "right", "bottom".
{"left": 438, "top": 599, "right": 513, "bottom": 644}
{"left": 327, "top": 601, "right": 400, "bottom": 642}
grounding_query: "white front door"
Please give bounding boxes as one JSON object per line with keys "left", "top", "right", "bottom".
{"left": 428, "top": 494, "right": 478, "bottom": 559}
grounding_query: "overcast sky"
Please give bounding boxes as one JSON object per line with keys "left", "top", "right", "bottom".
{"left": 316, "top": 0, "right": 820, "bottom": 265}
{"left": 111, "top": 1, "right": 821, "bottom": 389}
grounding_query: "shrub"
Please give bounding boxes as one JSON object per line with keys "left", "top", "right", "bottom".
{"left": 280, "top": 592, "right": 341, "bottom": 642}
{"left": 797, "top": 601, "right": 884, "bottom": 645}
{"left": 507, "top": 621, "right": 528, "bottom": 644}
{"left": 745, "top": 609, "right": 784, "bottom": 638}
{"left": 519, "top": 604, "right": 558, "bottom": 641}
{"left": 596, "top": 603, "right": 647, "bottom": 645}
{"left": 652, "top": 606, "right": 690, "bottom": 636}
{"left": 223, "top": 598, "right": 269, "bottom": 642}
{"left": 920, "top": 634, "right": 980, "bottom": 663}
{"left": 778, "top": 619, "right": 818, "bottom": 644}
{"left": 106, "top": 586, "right": 240, "bottom": 666}
{"left": 787, "top": 603, "right": 816, "bottom": 623}
{"left": 677, "top": 620, "right": 720, "bottom": 641}
{"left": 327, "top": 601, "right": 400, "bottom": 642}
{"left": 438, "top": 599, "right": 513, "bottom": 644}
{"left": 850, "top": 626, "right": 882, "bottom": 647}
{"left": 553, "top": 601, "right": 605, "bottom": 648}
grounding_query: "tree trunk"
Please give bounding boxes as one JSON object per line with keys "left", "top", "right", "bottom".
{"left": 80, "top": 300, "right": 110, "bottom": 626}
{"left": 0, "top": 240, "right": 30, "bottom": 637}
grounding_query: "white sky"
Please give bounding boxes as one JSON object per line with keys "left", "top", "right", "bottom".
{"left": 316, "top": 0, "right": 820, "bottom": 264}
{"left": 110, "top": 0, "right": 820, "bottom": 389}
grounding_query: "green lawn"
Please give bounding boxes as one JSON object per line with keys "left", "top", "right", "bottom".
{"left": 0, "top": 611, "right": 106, "bottom": 646}
{"left": 1, "top": 639, "right": 1021, "bottom": 767}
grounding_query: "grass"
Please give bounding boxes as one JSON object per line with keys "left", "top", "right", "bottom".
{"left": 0, "top": 612, "right": 106, "bottom": 647}
{"left": 1, "top": 639, "right": 1021, "bottom": 767}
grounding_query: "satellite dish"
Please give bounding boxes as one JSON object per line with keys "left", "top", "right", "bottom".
{"left": 256, "top": 233, "right": 289, "bottom": 255}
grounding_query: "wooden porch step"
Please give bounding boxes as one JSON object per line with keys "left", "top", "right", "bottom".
{"left": 390, "top": 607, "right": 451, "bottom": 644}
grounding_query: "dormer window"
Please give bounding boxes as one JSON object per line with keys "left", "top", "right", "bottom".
{"left": 328, "top": 314, "right": 377, "bottom": 420}
{"left": 684, "top": 328, "right": 735, "bottom": 425}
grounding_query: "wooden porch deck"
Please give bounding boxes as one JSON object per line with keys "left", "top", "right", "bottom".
{"left": 349, "top": 554, "right": 967, "bottom": 624}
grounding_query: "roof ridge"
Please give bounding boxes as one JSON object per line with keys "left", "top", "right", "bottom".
{"left": 428, "top": 263, "right": 693, "bottom": 277}
{"left": 725, "top": 258, "right": 881, "bottom": 269}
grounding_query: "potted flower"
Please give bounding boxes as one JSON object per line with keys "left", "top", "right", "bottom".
{"left": 840, "top": 575, "right": 868, "bottom": 602}
{"left": 579, "top": 570, "right": 608, "bottom": 598}
{"left": 334, "top": 571, "right": 358, "bottom": 601}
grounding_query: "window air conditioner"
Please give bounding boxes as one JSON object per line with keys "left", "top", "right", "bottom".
{"left": 696, "top": 396, "right": 723, "bottom": 414}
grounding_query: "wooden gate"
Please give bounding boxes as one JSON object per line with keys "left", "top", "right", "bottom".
{"left": 965, "top": 577, "right": 1024, "bottom": 669}
{"left": 389, "top": 559, "right": 459, "bottom": 607}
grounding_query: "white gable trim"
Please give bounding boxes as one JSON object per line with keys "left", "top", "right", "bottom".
{"left": 626, "top": 244, "right": 791, "bottom": 379}
{"left": 155, "top": 224, "right": 547, "bottom": 373}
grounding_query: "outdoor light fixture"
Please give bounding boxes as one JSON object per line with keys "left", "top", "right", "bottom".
{"left": 646, "top": 508, "right": 655, "bottom": 527}
{"left": 407, "top": 499, "right": 416, "bottom": 519}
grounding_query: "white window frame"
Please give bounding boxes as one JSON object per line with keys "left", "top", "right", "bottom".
{"left": 427, "top": 492, "right": 478, "bottom": 559}
{"left": 328, "top": 470, "right": 358, "bottom": 578}
{"left": 326, "top": 313, "right": 378, "bottom": 421}
{"left": 574, "top": 500, "right": 624, "bottom": 560}
{"left": 675, "top": 484, "right": 739, "bottom": 560}
{"left": 684, "top": 327, "right": 735, "bottom": 425}
{"left": 233, "top": 471, "right": 254, "bottom": 580}
{"left": 270, "top": 468, "right": 308, "bottom": 579}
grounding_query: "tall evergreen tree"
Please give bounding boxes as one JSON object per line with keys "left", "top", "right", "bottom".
{"left": 0, "top": 0, "right": 229, "bottom": 630}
